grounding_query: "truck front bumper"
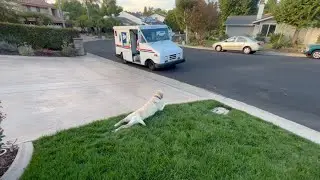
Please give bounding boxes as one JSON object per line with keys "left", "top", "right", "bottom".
{"left": 155, "top": 59, "right": 186, "bottom": 68}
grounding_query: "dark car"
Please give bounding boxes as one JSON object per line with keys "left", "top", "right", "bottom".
{"left": 304, "top": 44, "right": 320, "bottom": 59}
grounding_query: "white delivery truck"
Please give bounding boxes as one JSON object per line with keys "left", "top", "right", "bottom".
{"left": 113, "top": 25, "right": 185, "bottom": 70}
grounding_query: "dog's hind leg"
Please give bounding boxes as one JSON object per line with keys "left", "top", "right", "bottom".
{"left": 114, "top": 117, "right": 130, "bottom": 127}
{"left": 114, "top": 119, "right": 136, "bottom": 132}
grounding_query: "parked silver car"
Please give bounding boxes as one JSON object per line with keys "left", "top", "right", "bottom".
{"left": 213, "top": 36, "right": 263, "bottom": 54}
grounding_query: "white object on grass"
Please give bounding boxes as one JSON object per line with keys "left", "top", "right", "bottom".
{"left": 211, "top": 107, "right": 229, "bottom": 115}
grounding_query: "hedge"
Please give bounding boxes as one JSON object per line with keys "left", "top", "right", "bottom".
{"left": 0, "top": 22, "right": 80, "bottom": 50}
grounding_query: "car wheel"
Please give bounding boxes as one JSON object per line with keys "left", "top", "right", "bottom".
{"left": 243, "top": 46, "right": 252, "bottom": 54}
{"left": 146, "top": 60, "right": 156, "bottom": 71}
{"left": 215, "top": 45, "right": 222, "bottom": 52}
{"left": 312, "top": 50, "right": 320, "bottom": 59}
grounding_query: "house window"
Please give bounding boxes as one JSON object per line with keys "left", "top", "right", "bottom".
{"left": 36, "top": 7, "right": 40, "bottom": 12}
{"left": 260, "top": 24, "right": 277, "bottom": 37}
{"left": 268, "top": 25, "right": 276, "bottom": 35}
{"left": 261, "top": 25, "right": 269, "bottom": 36}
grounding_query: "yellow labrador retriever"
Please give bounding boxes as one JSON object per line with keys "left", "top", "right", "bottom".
{"left": 114, "top": 90, "right": 165, "bottom": 132}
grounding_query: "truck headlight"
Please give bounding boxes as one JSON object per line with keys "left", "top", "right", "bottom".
{"left": 305, "top": 47, "right": 310, "bottom": 51}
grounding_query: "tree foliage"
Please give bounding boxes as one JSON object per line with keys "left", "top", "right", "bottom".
{"left": 274, "top": 0, "right": 320, "bottom": 29}
{"left": 143, "top": 6, "right": 167, "bottom": 16}
{"left": 219, "top": 0, "right": 259, "bottom": 29}
{"left": 59, "top": 0, "right": 86, "bottom": 21}
{"left": 187, "top": 0, "right": 219, "bottom": 42}
{"left": 264, "top": 0, "right": 277, "bottom": 14}
{"left": 0, "top": 0, "right": 20, "bottom": 23}
{"left": 164, "top": 9, "right": 182, "bottom": 32}
{"left": 101, "top": 0, "right": 123, "bottom": 16}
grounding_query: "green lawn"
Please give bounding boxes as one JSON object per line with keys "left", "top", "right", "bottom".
{"left": 22, "top": 100, "right": 320, "bottom": 180}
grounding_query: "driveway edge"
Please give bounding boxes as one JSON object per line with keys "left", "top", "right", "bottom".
{"left": 1, "top": 142, "right": 34, "bottom": 180}
{"left": 86, "top": 53, "right": 320, "bottom": 144}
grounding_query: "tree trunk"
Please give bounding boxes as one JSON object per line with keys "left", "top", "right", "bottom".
{"left": 85, "top": 2, "right": 90, "bottom": 19}
{"left": 184, "top": 10, "right": 189, "bottom": 44}
{"left": 292, "top": 29, "right": 300, "bottom": 46}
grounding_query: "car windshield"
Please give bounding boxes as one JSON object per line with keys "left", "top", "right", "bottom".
{"left": 141, "top": 28, "right": 170, "bottom": 43}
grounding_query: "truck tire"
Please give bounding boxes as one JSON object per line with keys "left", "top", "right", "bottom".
{"left": 146, "top": 60, "right": 156, "bottom": 71}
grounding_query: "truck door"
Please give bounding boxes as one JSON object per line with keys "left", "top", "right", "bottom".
{"left": 120, "top": 31, "right": 133, "bottom": 62}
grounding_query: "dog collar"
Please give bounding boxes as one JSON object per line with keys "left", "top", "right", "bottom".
{"left": 154, "top": 95, "right": 162, "bottom": 100}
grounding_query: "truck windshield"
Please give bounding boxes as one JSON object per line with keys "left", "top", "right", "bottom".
{"left": 141, "top": 28, "right": 170, "bottom": 43}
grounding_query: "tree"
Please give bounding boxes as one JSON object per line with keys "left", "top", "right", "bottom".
{"left": 187, "top": 0, "right": 219, "bottom": 43}
{"left": 143, "top": 6, "right": 148, "bottom": 16}
{"left": 175, "top": 0, "right": 197, "bottom": 43}
{"left": 264, "top": 0, "right": 277, "bottom": 14}
{"left": 58, "top": 0, "right": 86, "bottom": 21}
{"left": 82, "top": 0, "right": 99, "bottom": 18}
{"left": 0, "top": 101, "right": 5, "bottom": 149}
{"left": 274, "top": 0, "right": 320, "bottom": 44}
{"left": 0, "top": 0, "right": 20, "bottom": 23}
{"left": 219, "top": 0, "right": 259, "bottom": 31}
{"left": 101, "top": 0, "right": 123, "bottom": 16}
{"left": 164, "top": 9, "right": 181, "bottom": 32}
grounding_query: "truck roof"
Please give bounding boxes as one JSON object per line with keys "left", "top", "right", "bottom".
{"left": 113, "top": 25, "right": 168, "bottom": 30}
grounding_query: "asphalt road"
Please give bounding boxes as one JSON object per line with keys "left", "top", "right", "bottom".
{"left": 85, "top": 40, "right": 320, "bottom": 131}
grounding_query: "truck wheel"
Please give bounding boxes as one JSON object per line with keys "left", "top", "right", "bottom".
{"left": 312, "top": 50, "right": 320, "bottom": 59}
{"left": 146, "top": 60, "right": 156, "bottom": 71}
{"left": 120, "top": 53, "right": 127, "bottom": 64}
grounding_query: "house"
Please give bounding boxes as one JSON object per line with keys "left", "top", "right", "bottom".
{"left": 149, "top": 13, "right": 166, "bottom": 22}
{"left": 225, "top": 0, "right": 320, "bottom": 44}
{"left": 117, "top": 12, "right": 165, "bottom": 26}
{"left": 19, "top": 0, "right": 65, "bottom": 27}
{"left": 225, "top": 0, "right": 276, "bottom": 38}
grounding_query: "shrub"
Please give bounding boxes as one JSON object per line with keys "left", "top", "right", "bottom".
{"left": 61, "top": 41, "right": 77, "bottom": 57}
{"left": 255, "top": 33, "right": 266, "bottom": 42}
{"left": 270, "top": 33, "right": 284, "bottom": 44}
{"left": 0, "top": 22, "right": 80, "bottom": 50}
{"left": 0, "top": 41, "right": 18, "bottom": 52}
{"left": 0, "top": 101, "right": 5, "bottom": 149}
{"left": 18, "top": 43, "right": 34, "bottom": 56}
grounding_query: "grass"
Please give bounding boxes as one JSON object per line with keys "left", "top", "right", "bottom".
{"left": 22, "top": 100, "right": 320, "bottom": 180}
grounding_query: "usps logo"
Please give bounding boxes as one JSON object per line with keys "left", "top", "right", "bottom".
{"left": 121, "top": 32, "right": 127, "bottom": 44}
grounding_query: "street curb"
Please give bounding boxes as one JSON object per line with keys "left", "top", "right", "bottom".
{"left": 86, "top": 53, "right": 320, "bottom": 144}
{"left": 1, "top": 142, "right": 34, "bottom": 180}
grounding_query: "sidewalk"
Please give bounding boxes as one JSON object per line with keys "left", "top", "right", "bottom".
{"left": 179, "top": 44, "right": 306, "bottom": 58}
{"left": 0, "top": 54, "right": 319, "bottom": 144}
{"left": 0, "top": 54, "right": 208, "bottom": 143}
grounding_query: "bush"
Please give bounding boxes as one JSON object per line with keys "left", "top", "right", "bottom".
{"left": 61, "top": 41, "right": 77, "bottom": 57}
{"left": 0, "top": 101, "right": 5, "bottom": 149}
{"left": 0, "top": 41, "right": 17, "bottom": 52}
{"left": 0, "top": 22, "right": 80, "bottom": 50}
{"left": 255, "top": 33, "right": 266, "bottom": 42}
{"left": 270, "top": 33, "right": 284, "bottom": 44}
{"left": 18, "top": 43, "right": 34, "bottom": 56}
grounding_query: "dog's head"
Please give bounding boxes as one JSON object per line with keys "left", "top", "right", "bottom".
{"left": 154, "top": 90, "right": 164, "bottom": 100}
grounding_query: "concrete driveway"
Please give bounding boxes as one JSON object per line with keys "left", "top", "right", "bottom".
{"left": 85, "top": 40, "right": 320, "bottom": 132}
{"left": 0, "top": 55, "right": 208, "bottom": 143}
